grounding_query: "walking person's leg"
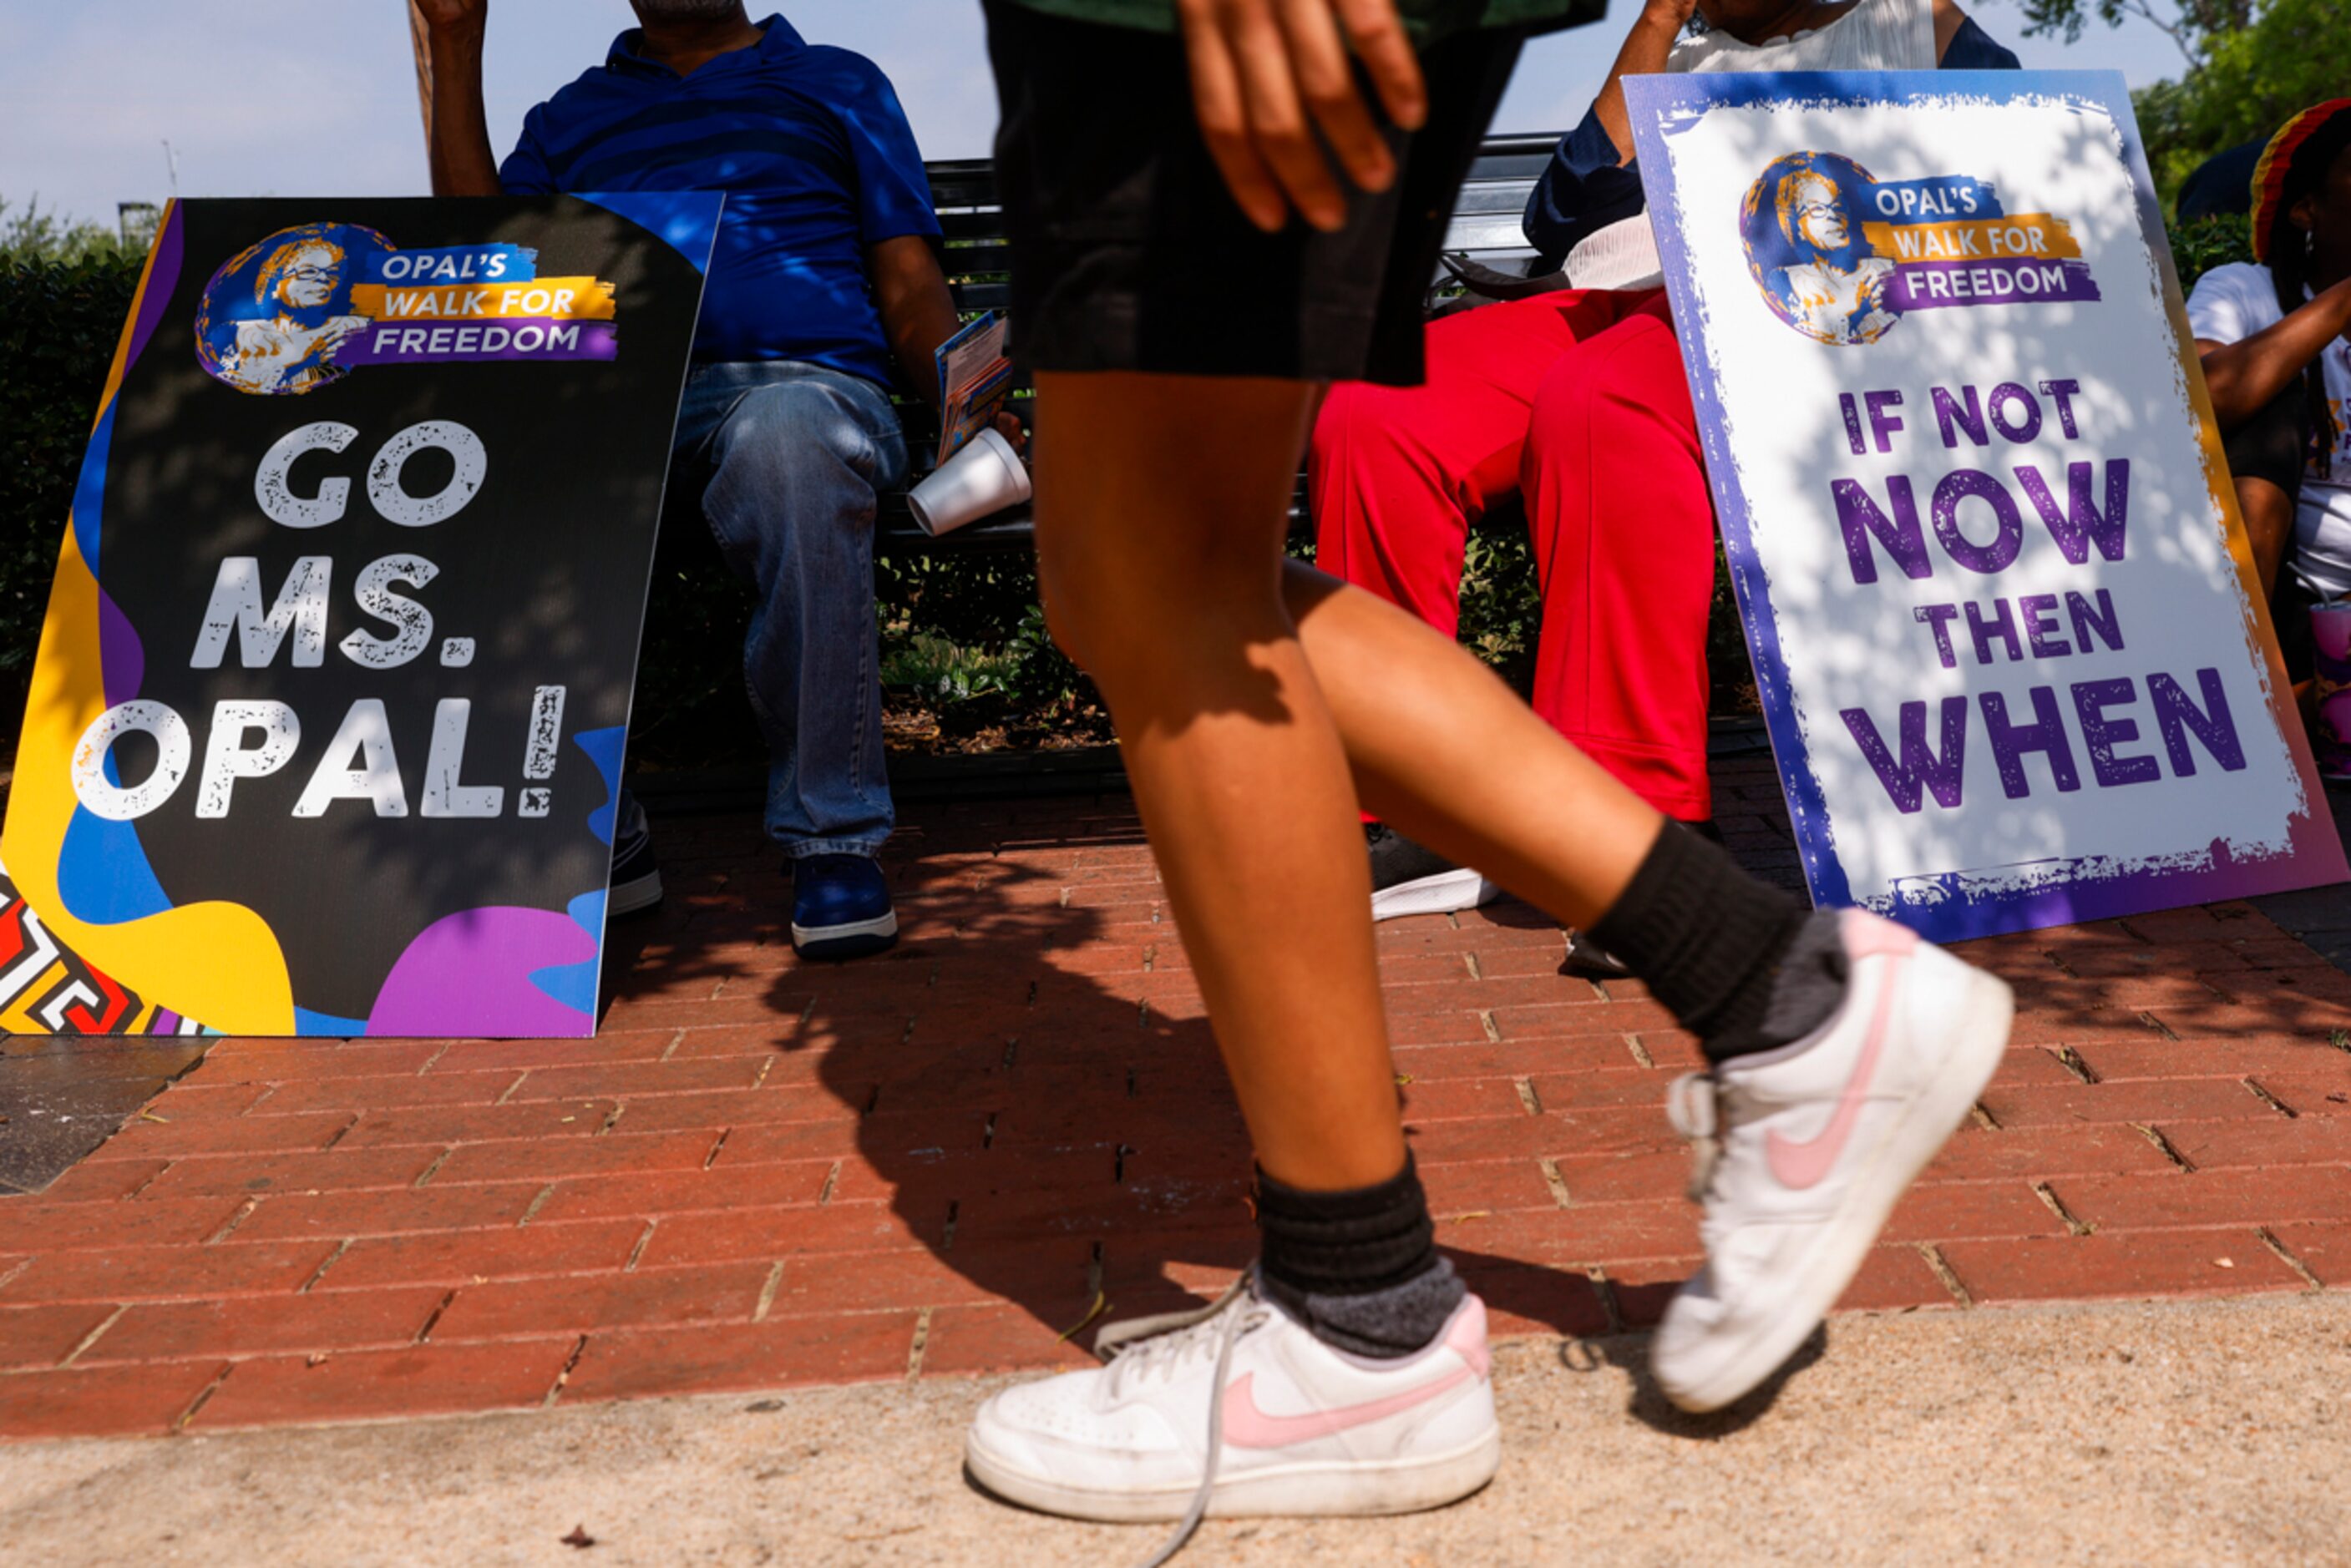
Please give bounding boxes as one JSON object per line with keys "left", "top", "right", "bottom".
{"left": 964, "top": 7, "right": 1532, "bottom": 1531}
{"left": 691, "top": 364, "right": 907, "bottom": 959}
{"left": 1279, "top": 554, "right": 2011, "bottom": 1416}
{"left": 965, "top": 0, "right": 2011, "bottom": 1536}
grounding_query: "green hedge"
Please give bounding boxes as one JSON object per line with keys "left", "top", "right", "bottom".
{"left": 0, "top": 254, "right": 139, "bottom": 738}
{"left": 0, "top": 208, "right": 2262, "bottom": 767}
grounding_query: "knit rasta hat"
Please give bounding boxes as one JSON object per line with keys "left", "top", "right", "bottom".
{"left": 2251, "top": 99, "right": 2351, "bottom": 266}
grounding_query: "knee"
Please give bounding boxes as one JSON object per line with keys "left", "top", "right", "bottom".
{"left": 1033, "top": 525, "right": 1122, "bottom": 675}
{"left": 712, "top": 381, "right": 876, "bottom": 488}
{"left": 1032, "top": 520, "right": 1269, "bottom": 689}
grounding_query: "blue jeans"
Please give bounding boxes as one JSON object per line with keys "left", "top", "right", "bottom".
{"left": 671, "top": 362, "right": 908, "bottom": 857}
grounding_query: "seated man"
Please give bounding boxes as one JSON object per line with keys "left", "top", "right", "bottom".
{"left": 1308, "top": 0, "right": 2018, "bottom": 959}
{"left": 413, "top": 0, "right": 963, "bottom": 959}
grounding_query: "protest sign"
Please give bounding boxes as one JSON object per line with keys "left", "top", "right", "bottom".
{"left": 2, "top": 195, "right": 719, "bottom": 1036}
{"left": 1626, "top": 71, "right": 2345, "bottom": 941}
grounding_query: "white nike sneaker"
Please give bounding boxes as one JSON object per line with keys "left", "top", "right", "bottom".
{"left": 965, "top": 1276, "right": 1500, "bottom": 1543}
{"left": 1651, "top": 908, "right": 2011, "bottom": 1414}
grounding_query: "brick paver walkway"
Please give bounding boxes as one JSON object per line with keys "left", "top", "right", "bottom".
{"left": 4, "top": 752, "right": 2350, "bottom": 1440}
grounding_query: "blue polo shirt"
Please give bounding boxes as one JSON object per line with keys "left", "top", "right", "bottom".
{"left": 500, "top": 16, "right": 940, "bottom": 382}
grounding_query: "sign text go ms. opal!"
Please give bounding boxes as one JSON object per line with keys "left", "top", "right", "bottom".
{"left": 68, "top": 420, "right": 569, "bottom": 825}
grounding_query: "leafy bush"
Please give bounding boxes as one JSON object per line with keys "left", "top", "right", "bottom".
{"left": 0, "top": 198, "right": 143, "bottom": 267}
{"left": 2170, "top": 210, "right": 2255, "bottom": 291}
{"left": 0, "top": 250, "right": 144, "bottom": 737}
{"left": 2133, "top": 0, "right": 2351, "bottom": 205}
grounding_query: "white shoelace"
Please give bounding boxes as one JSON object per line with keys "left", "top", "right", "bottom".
{"left": 1092, "top": 1277, "right": 1263, "bottom": 1568}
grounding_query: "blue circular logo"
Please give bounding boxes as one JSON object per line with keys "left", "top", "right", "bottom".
{"left": 1740, "top": 154, "right": 1901, "bottom": 346}
{"left": 194, "top": 223, "right": 395, "bottom": 395}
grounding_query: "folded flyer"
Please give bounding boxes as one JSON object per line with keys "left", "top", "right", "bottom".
{"left": 935, "top": 310, "right": 1013, "bottom": 468}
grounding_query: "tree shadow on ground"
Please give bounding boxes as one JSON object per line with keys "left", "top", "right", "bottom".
{"left": 607, "top": 805, "right": 1641, "bottom": 1357}
{"left": 606, "top": 802, "right": 2351, "bottom": 1375}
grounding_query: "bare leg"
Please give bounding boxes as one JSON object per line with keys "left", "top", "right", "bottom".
{"left": 1284, "top": 563, "right": 1661, "bottom": 927}
{"left": 1031, "top": 370, "right": 1406, "bottom": 1191}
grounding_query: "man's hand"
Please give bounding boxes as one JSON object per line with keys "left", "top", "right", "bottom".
{"left": 1173, "top": 0, "right": 1426, "bottom": 235}
{"left": 412, "top": 0, "right": 488, "bottom": 42}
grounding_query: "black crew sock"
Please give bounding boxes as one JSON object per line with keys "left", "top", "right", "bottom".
{"left": 1586, "top": 822, "right": 1849, "bottom": 1065}
{"left": 1254, "top": 1155, "right": 1464, "bottom": 1359}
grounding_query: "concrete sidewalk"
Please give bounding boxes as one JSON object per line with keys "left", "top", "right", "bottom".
{"left": 5, "top": 1292, "right": 2346, "bottom": 1565}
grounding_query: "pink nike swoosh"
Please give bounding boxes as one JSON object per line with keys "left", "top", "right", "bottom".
{"left": 1765, "top": 952, "right": 1906, "bottom": 1190}
{"left": 1221, "top": 1366, "right": 1477, "bottom": 1449}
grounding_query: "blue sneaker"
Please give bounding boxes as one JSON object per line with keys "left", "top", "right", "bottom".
{"left": 790, "top": 853, "right": 898, "bottom": 960}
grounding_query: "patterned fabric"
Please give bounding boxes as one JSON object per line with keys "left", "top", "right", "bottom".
{"left": 2252, "top": 99, "right": 2351, "bottom": 265}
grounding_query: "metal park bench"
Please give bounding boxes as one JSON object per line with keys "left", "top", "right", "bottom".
{"left": 877, "top": 132, "right": 1564, "bottom": 554}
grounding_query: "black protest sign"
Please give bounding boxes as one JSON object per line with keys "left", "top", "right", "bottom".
{"left": 3, "top": 195, "right": 718, "bottom": 1037}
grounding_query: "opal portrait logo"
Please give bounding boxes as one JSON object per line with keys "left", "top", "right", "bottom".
{"left": 195, "top": 222, "right": 621, "bottom": 396}
{"left": 1738, "top": 153, "right": 2100, "bottom": 346}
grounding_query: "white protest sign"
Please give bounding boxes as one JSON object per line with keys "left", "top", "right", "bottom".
{"left": 1626, "top": 70, "right": 2344, "bottom": 939}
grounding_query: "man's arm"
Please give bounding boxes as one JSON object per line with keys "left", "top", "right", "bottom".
{"left": 410, "top": 0, "right": 503, "bottom": 196}
{"left": 870, "top": 235, "right": 961, "bottom": 415}
{"left": 1590, "top": 0, "right": 1700, "bottom": 165}
{"left": 1930, "top": 0, "right": 1967, "bottom": 58}
{"left": 2198, "top": 277, "right": 2351, "bottom": 430}
{"left": 1521, "top": 0, "right": 1692, "bottom": 266}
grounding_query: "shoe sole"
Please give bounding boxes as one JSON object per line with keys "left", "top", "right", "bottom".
{"left": 1660, "top": 956, "right": 2014, "bottom": 1414}
{"left": 1371, "top": 867, "right": 1498, "bottom": 923}
{"left": 790, "top": 908, "right": 899, "bottom": 960}
{"left": 963, "top": 1424, "right": 1500, "bottom": 1523}
{"left": 1560, "top": 936, "right": 1629, "bottom": 980}
{"left": 607, "top": 867, "right": 664, "bottom": 918}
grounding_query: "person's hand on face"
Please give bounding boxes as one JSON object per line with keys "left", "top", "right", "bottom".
{"left": 1646, "top": 0, "right": 1701, "bottom": 28}
{"left": 1172, "top": 0, "right": 1427, "bottom": 235}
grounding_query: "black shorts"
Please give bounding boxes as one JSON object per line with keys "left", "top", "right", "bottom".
{"left": 981, "top": 0, "right": 1524, "bottom": 386}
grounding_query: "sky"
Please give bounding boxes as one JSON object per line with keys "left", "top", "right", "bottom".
{"left": 3, "top": 0, "right": 2192, "bottom": 232}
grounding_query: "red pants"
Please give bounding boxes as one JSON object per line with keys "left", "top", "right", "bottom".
{"left": 1309, "top": 289, "right": 1715, "bottom": 822}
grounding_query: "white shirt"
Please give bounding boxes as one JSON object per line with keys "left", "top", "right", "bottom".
{"left": 1566, "top": 0, "right": 1940, "bottom": 292}
{"left": 2187, "top": 260, "right": 2351, "bottom": 597}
